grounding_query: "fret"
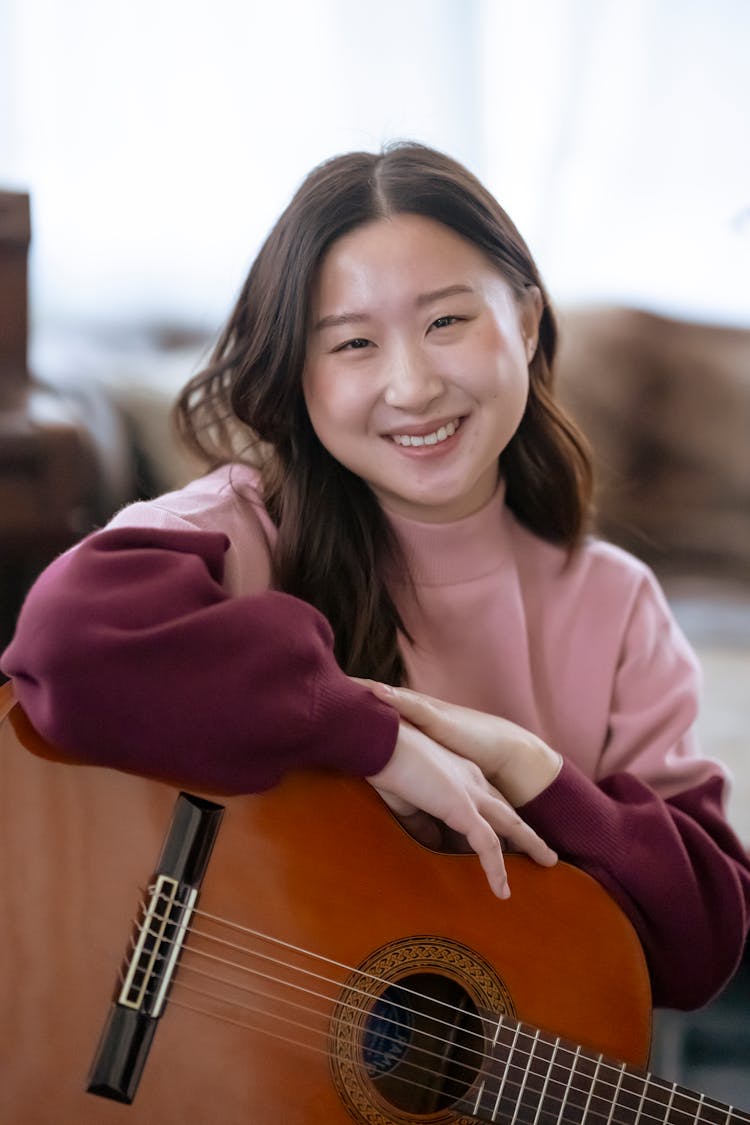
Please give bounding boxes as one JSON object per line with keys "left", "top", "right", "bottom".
{"left": 532, "top": 1037, "right": 562, "bottom": 1125}
{"left": 664, "top": 1084, "right": 750, "bottom": 1125}
{"left": 670, "top": 1085, "right": 710, "bottom": 1125}
{"left": 557, "top": 1046, "right": 606, "bottom": 1125}
{"left": 693, "top": 1093, "right": 744, "bottom": 1125}
{"left": 645, "top": 1076, "right": 701, "bottom": 1125}
{"left": 644, "top": 1075, "right": 680, "bottom": 1124}
{"left": 469, "top": 1019, "right": 567, "bottom": 1125}
{"left": 528, "top": 1033, "right": 574, "bottom": 1125}
{"left": 492, "top": 1012, "right": 506, "bottom": 1049}
{"left": 508, "top": 1030, "right": 541, "bottom": 1125}
{"left": 487, "top": 1025, "right": 582, "bottom": 1125}
{"left": 557, "top": 1044, "right": 583, "bottom": 1125}
{"left": 603, "top": 1061, "right": 627, "bottom": 1125}
{"left": 470, "top": 1012, "right": 506, "bottom": 1120}
{"left": 490, "top": 1021, "right": 522, "bottom": 1121}
{"left": 634, "top": 1069, "right": 652, "bottom": 1125}
{"left": 536, "top": 1039, "right": 592, "bottom": 1125}
{"left": 462, "top": 1009, "right": 750, "bottom": 1125}
{"left": 615, "top": 1065, "right": 651, "bottom": 1125}
{"left": 579, "top": 1053, "right": 604, "bottom": 1124}
{"left": 473, "top": 1079, "right": 487, "bottom": 1120}
{"left": 528, "top": 1044, "right": 635, "bottom": 1125}
{"left": 726, "top": 1104, "right": 750, "bottom": 1125}
{"left": 512, "top": 1027, "right": 565, "bottom": 1125}
{"left": 623, "top": 1073, "right": 750, "bottom": 1125}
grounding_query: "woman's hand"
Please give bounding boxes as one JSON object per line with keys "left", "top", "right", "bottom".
{"left": 365, "top": 718, "right": 557, "bottom": 900}
{"left": 364, "top": 682, "right": 563, "bottom": 807}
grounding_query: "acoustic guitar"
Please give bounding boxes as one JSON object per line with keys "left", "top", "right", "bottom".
{"left": 0, "top": 681, "right": 746, "bottom": 1124}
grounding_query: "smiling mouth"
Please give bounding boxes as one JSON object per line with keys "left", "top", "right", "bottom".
{"left": 389, "top": 418, "right": 462, "bottom": 448}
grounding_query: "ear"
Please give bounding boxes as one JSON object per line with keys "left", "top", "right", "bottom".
{"left": 519, "top": 285, "right": 543, "bottom": 363}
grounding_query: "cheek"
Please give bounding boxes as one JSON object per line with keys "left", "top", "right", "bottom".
{"left": 303, "top": 367, "right": 369, "bottom": 441}
{"left": 469, "top": 321, "right": 528, "bottom": 393}
{"left": 303, "top": 367, "right": 335, "bottom": 427}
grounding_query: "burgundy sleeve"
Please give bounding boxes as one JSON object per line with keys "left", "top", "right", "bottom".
{"left": 519, "top": 759, "right": 750, "bottom": 1009}
{"left": 1, "top": 526, "right": 398, "bottom": 791}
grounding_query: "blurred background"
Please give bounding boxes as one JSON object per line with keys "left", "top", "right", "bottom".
{"left": 2, "top": 0, "right": 749, "bottom": 329}
{"left": 1, "top": 0, "right": 748, "bottom": 1104}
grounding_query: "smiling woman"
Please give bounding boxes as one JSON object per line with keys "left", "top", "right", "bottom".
{"left": 302, "top": 214, "right": 538, "bottom": 524}
{"left": 2, "top": 143, "right": 749, "bottom": 1023}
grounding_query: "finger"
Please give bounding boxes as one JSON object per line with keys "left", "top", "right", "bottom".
{"left": 433, "top": 788, "right": 510, "bottom": 898}
{"left": 357, "top": 684, "right": 493, "bottom": 771}
{"left": 457, "top": 816, "right": 510, "bottom": 899}
{"left": 481, "top": 793, "right": 558, "bottom": 868}
{"left": 367, "top": 683, "right": 451, "bottom": 733}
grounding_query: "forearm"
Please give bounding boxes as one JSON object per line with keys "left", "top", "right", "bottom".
{"left": 519, "top": 758, "right": 750, "bottom": 1009}
{"left": 2, "top": 527, "right": 399, "bottom": 791}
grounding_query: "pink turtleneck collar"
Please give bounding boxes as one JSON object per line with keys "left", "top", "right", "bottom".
{"left": 380, "top": 480, "right": 518, "bottom": 586}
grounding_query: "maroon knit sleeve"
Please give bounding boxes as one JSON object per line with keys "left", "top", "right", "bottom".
{"left": 519, "top": 759, "right": 750, "bottom": 1009}
{"left": 1, "top": 526, "right": 398, "bottom": 791}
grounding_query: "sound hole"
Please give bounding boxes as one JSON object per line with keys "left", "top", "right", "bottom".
{"left": 362, "top": 972, "right": 483, "bottom": 1115}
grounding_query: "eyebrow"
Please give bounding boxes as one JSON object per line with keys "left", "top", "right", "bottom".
{"left": 312, "top": 284, "right": 477, "bottom": 332}
{"left": 415, "top": 283, "right": 476, "bottom": 307}
{"left": 313, "top": 311, "right": 370, "bottom": 332}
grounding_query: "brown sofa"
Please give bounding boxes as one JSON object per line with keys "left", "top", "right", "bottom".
{"left": 556, "top": 305, "right": 750, "bottom": 583}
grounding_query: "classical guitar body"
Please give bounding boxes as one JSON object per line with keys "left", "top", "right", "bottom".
{"left": 0, "top": 683, "right": 654, "bottom": 1124}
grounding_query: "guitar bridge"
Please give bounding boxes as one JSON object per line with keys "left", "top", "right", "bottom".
{"left": 87, "top": 792, "right": 224, "bottom": 1104}
{"left": 119, "top": 874, "right": 197, "bottom": 1018}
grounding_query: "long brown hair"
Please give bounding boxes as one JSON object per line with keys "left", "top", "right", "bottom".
{"left": 174, "top": 142, "right": 593, "bottom": 683}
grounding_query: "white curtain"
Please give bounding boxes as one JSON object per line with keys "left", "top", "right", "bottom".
{"left": 477, "top": 0, "right": 750, "bottom": 324}
{"left": 1, "top": 0, "right": 748, "bottom": 333}
{"left": 0, "top": 0, "right": 483, "bottom": 331}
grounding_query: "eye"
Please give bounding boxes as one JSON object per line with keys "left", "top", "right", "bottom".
{"left": 430, "top": 315, "right": 462, "bottom": 330}
{"left": 335, "top": 337, "right": 372, "bottom": 352}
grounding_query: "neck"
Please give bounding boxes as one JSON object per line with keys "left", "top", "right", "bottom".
{"left": 458, "top": 1009, "right": 749, "bottom": 1125}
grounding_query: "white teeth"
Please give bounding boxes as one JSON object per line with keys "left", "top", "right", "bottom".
{"left": 392, "top": 419, "right": 459, "bottom": 447}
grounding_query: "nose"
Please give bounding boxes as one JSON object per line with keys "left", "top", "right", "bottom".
{"left": 382, "top": 346, "right": 445, "bottom": 411}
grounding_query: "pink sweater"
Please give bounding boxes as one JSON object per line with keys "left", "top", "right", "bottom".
{"left": 3, "top": 463, "right": 749, "bottom": 1009}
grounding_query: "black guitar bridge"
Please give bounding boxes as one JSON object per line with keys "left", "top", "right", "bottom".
{"left": 87, "top": 791, "right": 224, "bottom": 1104}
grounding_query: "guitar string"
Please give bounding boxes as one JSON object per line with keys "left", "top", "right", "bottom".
{"left": 167, "top": 990, "right": 487, "bottom": 1112}
{"left": 139, "top": 895, "right": 598, "bottom": 1087}
{"left": 138, "top": 893, "right": 744, "bottom": 1123}
{"left": 141, "top": 891, "right": 728, "bottom": 1119}
{"left": 163, "top": 979, "right": 749, "bottom": 1125}
{"left": 125, "top": 929, "right": 532, "bottom": 1116}
{"left": 129, "top": 906, "right": 611, "bottom": 1119}
{"left": 127, "top": 895, "right": 747, "bottom": 1125}
{"left": 130, "top": 905, "right": 516, "bottom": 1092}
{"left": 165, "top": 953, "right": 516, "bottom": 1104}
{"left": 165, "top": 971, "right": 650, "bottom": 1125}
{"left": 171, "top": 976, "right": 489, "bottom": 1108}
{"left": 139, "top": 889, "right": 519, "bottom": 1051}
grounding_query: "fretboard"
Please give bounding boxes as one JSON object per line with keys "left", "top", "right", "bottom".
{"left": 458, "top": 1010, "right": 750, "bottom": 1125}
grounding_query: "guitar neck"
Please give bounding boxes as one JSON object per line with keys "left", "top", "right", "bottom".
{"left": 464, "top": 1011, "right": 750, "bottom": 1125}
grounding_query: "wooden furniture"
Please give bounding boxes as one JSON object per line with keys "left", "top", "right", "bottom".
{"left": 0, "top": 190, "right": 101, "bottom": 650}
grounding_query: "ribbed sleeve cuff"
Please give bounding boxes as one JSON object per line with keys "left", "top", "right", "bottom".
{"left": 306, "top": 672, "right": 400, "bottom": 778}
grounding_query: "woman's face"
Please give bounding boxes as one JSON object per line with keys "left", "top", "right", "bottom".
{"left": 302, "top": 213, "right": 541, "bottom": 523}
